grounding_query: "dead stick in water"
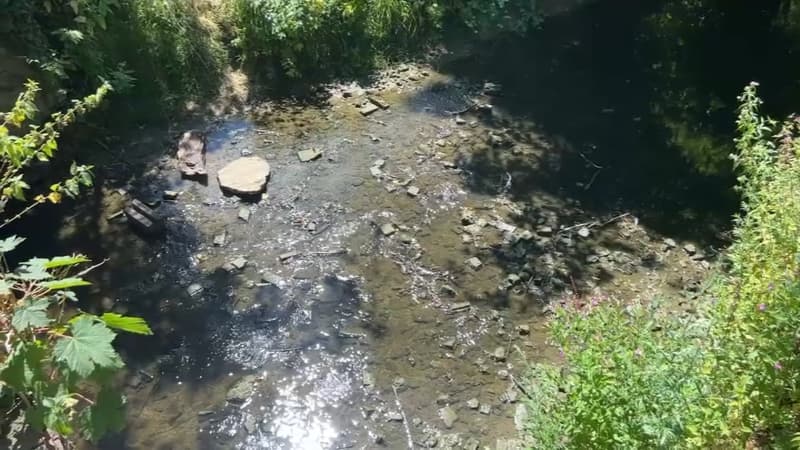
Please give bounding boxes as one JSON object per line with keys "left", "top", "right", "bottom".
{"left": 509, "top": 374, "right": 535, "bottom": 401}
{"left": 393, "top": 385, "right": 415, "bottom": 450}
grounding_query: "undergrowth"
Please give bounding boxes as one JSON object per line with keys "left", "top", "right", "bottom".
{"left": 526, "top": 82, "right": 800, "bottom": 448}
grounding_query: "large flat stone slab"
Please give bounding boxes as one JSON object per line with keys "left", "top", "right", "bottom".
{"left": 218, "top": 156, "right": 270, "bottom": 196}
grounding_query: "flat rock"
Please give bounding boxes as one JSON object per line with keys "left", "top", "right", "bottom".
{"left": 493, "top": 346, "right": 506, "bottom": 362}
{"left": 163, "top": 190, "right": 180, "bottom": 200}
{"left": 370, "top": 166, "right": 383, "bottom": 178}
{"left": 187, "top": 283, "right": 204, "bottom": 297}
{"left": 218, "top": 157, "right": 270, "bottom": 196}
{"left": 360, "top": 103, "right": 380, "bottom": 116}
{"left": 213, "top": 232, "right": 227, "bottom": 247}
{"left": 467, "top": 398, "right": 479, "bottom": 409}
{"left": 466, "top": 257, "right": 483, "bottom": 270}
{"left": 577, "top": 227, "right": 591, "bottom": 238}
{"left": 514, "top": 404, "right": 528, "bottom": 431}
{"left": 238, "top": 207, "right": 251, "bottom": 222}
{"left": 407, "top": 186, "right": 420, "bottom": 197}
{"left": 297, "top": 149, "right": 323, "bottom": 162}
{"left": 177, "top": 130, "right": 207, "bottom": 177}
{"left": 368, "top": 96, "right": 390, "bottom": 109}
{"left": 380, "top": 223, "right": 397, "bottom": 236}
{"left": 440, "top": 406, "right": 458, "bottom": 429}
{"left": 230, "top": 257, "right": 248, "bottom": 270}
{"left": 683, "top": 243, "right": 697, "bottom": 255}
{"left": 261, "top": 272, "right": 282, "bottom": 285}
{"left": 479, "top": 403, "right": 491, "bottom": 415}
{"left": 279, "top": 251, "right": 298, "bottom": 262}
{"left": 226, "top": 375, "right": 258, "bottom": 403}
{"left": 663, "top": 238, "right": 677, "bottom": 249}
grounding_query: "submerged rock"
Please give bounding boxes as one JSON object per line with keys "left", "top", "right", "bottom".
{"left": 439, "top": 406, "right": 458, "bottom": 428}
{"left": 226, "top": 375, "right": 258, "bottom": 403}
{"left": 297, "top": 148, "right": 323, "bottom": 162}
{"left": 218, "top": 157, "right": 271, "bottom": 196}
{"left": 177, "top": 130, "right": 207, "bottom": 177}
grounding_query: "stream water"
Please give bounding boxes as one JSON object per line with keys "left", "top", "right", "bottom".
{"left": 8, "top": 1, "right": 800, "bottom": 449}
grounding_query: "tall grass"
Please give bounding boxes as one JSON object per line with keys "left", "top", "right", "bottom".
{"left": 526, "top": 82, "right": 800, "bottom": 448}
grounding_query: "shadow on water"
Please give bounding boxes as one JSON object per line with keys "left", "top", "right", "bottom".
{"left": 416, "top": 0, "right": 800, "bottom": 244}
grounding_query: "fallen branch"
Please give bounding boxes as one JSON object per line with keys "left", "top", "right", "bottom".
{"left": 393, "top": 385, "right": 415, "bottom": 450}
{"left": 445, "top": 101, "right": 477, "bottom": 116}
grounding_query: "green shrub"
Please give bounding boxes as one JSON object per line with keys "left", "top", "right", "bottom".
{"left": 0, "top": 81, "right": 151, "bottom": 446}
{"left": 526, "top": 82, "right": 800, "bottom": 448}
{"left": 446, "top": 0, "right": 542, "bottom": 37}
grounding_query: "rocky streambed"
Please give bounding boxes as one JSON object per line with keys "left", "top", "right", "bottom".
{"left": 37, "top": 59, "right": 718, "bottom": 450}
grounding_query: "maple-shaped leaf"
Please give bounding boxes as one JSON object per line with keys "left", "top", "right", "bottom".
{"left": 53, "top": 316, "right": 122, "bottom": 378}
{"left": 11, "top": 298, "right": 51, "bottom": 331}
{"left": 0, "top": 342, "right": 46, "bottom": 392}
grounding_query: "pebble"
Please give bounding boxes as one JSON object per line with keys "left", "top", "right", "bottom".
{"left": 436, "top": 394, "right": 450, "bottom": 405}
{"left": 369, "top": 166, "right": 383, "bottom": 178}
{"left": 230, "top": 257, "right": 248, "bottom": 270}
{"left": 440, "top": 285, "right": 457, "bottom": 297}
{"left": 406, "top": 186, "right": 420, "bottom": 197}
{"left": 466, "top": 257, "right": 483, "bottom": 270}
{"left": 439, "top": 406, "right": 458, "bottom": 428}
{"left": 577, "top": 227, "right": 591, "bottom": 238}
{"left": 516, "top": 324, "right": 531, "bottom": 335}
{"left": 479, "top": 403, "right": 492, "bottom": 415}
{"left": 441, "top": 338, "right": 456, "bottom": 349}
{"left": 238, "top": 207, "right": 251, "bottom": 222}
{"left": 297, "top": 148, "right": 323, "bottom": 162}
{"left": 187, "top": 283, "right": 203, "bottom": 297}
{"left": 498, "top": 369, "right": 510, "bottom": 380}
{"left": 386, "top": 411, "right": 404, "bottom": 422}
{"left": 663, "top": 238, "right": 677, "bottom": 249}
{"left": 536, "top": 226, "right": 554, "bottom": 236}
{"left": 261, "top": 272, "right": 282, "bottom": 285}
{"left": 163, "top": 190, "right": 180, "bottom": 200}
{"left": 213, "top": 232, "right": 227, "bottom": 247}
{"left": 466, "top": 398, "right": 479, "bottom": 409}
{"left": 493, "top": 347, "right": 507, "bottom": 362}
{"left": 380, "top": 223, "right": 397, "bottom": 236}
{"left": 279, "top": 251, "right": 298, "bottom": 262}
{"left": 683, "top": 243, "right": 697, "bottom": 255}
{"left": 398, "top": 232, "right": 413, "bottom": 244}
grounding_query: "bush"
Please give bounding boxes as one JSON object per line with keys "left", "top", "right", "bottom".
{"left": 0, "top": 81, "right": 151, "bottom": 446}
{"left": 526, "top": 82, "right": 800, "bottom": 448}
{"left": 230, "top": 0, "right": 442, "bottom": 79}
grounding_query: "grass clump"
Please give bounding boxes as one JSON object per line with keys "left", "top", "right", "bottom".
{"left": 526, "top": 82, "right": 800, "bottom": 448}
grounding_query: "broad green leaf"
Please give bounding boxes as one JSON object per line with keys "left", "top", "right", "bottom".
{"left": 43, "top": 277, "right": 91, "bottom": 290}
{"left": 80, "top": 387, "right": 125, "bottom": 442}
{"left": 100, "top": 313, "right": 153, "bottom": 335}
{"left": 53, "top": 316, "right": 122, "bottom": 378}
{"left": 12, "top": 298, "right": 51, "bottom": 331}
{"left": 16, "top": 258, "right": 52, "bottom": 281}
{"left": 44, "top": 254, "right": 90, "bottom": 269}
{"left": 0, "top": 342, "right": 46, "bottom": 392}
{"left": 0, "top": 235, "right": 25, "bottom": 253}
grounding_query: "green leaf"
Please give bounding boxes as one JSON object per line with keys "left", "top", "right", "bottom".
{"left": 16, "top": 258, "right": 52, "bottom": 281}
{"left": 44, "top": 254, "right": 90, "bottom": 269}
{"left": 12, "top": 298, "right": 51, "bottom": 331}
{"left": 80, "top": 387, "right": 125, "bottom": 441}
{"left": 43, "top": 277, "right": 91, "bottom": 290}
{"left": 53, "top": 316, "right": 122, "bottom": 378}
{"left": 0, "top": 235, "right": 25, "bottom": 253}
{"left": 100, "top": 313, "right": 153, "bottom": 335}
{"left": 0, "top": 342, "right": 46, "bottom": 392}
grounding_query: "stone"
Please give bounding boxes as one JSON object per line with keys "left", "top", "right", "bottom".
{"left": 177, "top": 130, "right": 207, "bottom": 177}
{"left": 359, "top": 103, "right": 380, "bottom": 116}
{"left": 261, "top": 272, "right": 282, "bottom": 285}
{"left": 279, "top": 251, "right": 298, "bottom": 262}
{"left": 449, "top": 302, "right": 471, "bottom": 312}
{"left": 516, "top": 324, "right": 530, "bottom": 335}
{"left": 464, "top": 224, "right": 483, "bottom": 236}
{"left": 398, "top": 233, "right": 413, "bottom": 244}
{"left": 440, "top": 285, "right": 457, "bottom": 297}
{"left": 226, "top": 375, "right": 258, "bottom": 403}
{"left": 496, "top": 439, "right": 524, "bottom": 450}
{"left": 368, "top": 96, "right": 390, "bottom": 109}
{"left": 461, "top": 234, "right": 473, "bottom": 244}
{"left": 213, "top": 232, "right": 227, "bottom": 247}
{"left": 536, "top": 226, "right": 554, "bottom": 236}
{"left": 240, "top": 148, "right": 253, "bottom": 157}
{"left": 466, "top": 257, "right": 483, "bottom": 270}
{"left": 386, "top": 411, "right": 404, "bottom": 422}
{"left": 373, "top": 159, "right": 386, "bottom": 168}
{"left": 436, "top": 394, "right": 450, "bottom": 405}
{"left": 441, "top": 338, "right": 456, "bottom": 349}
{"left": 493, "top": 347, "right": 506, "bottom": 362}
{"left": 163, "top": 190, "right": 180, "bottom": 200}
{"left": 124, "top": 204, "right": 163, "bottom": 235}
{"left": 514, "top": 404, "right": 528, "bottom": 431}
{"left": 380, "top": 223, "right": 397, "bottom": 236}
{"left": 406, "top": 186, "right": 420, "bottom": 197}
{"left": 663, "top": 238, "right": 677, "bottom": 249}
{"left": 297, "top": 148, "right": 323, "bottom": 162}
{"left": 243, "top": 415, "right": 258, "bottom": 433}
{"left": 455, "top": 116, "right": 467, "bottom": 125}
{"left": 238, "top": 207, "right": 251, "bottom": 222}
{"left": 497, "top": 369, "right": 510, "bottom": 380}
{"left": 466, "top": 398, "right": 479, "bottom": 409}
{"left": 187, "top": 283, "right": 204, "bottom": 297}
{"left": 439, "top": 406, "right": 458, "bottom": 429}
{"left": 370, "top": 166, "right": 383, "bottom": 178}
{"left": 577, "top": 227, "right": 591, "bottom": 238}
{"left": 479, "top": 403, "right": 491, "bottom": 415}
{"left": 483, "top": 82, "right": 502, "bottom": 95}
{"left": 363, "top": 371, "right": 376, "bottom": 388}
{"left": 218, "top": 157, "right": 271, "bottom": 196}
{"left": 231, "top": 257, "right": 248, "bottom": 270}
{"left": 683, "top": 243, "right": 697, "bottom": 255}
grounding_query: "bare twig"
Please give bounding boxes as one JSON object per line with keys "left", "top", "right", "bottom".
{"left": 509, "top": 374, "right": 534, "bottom": 401}
{"left": 75, "top": 258, "right": 109, "bottom": 278}
{"left": 392, "top": 385, "right": 414, "bottom": 450}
